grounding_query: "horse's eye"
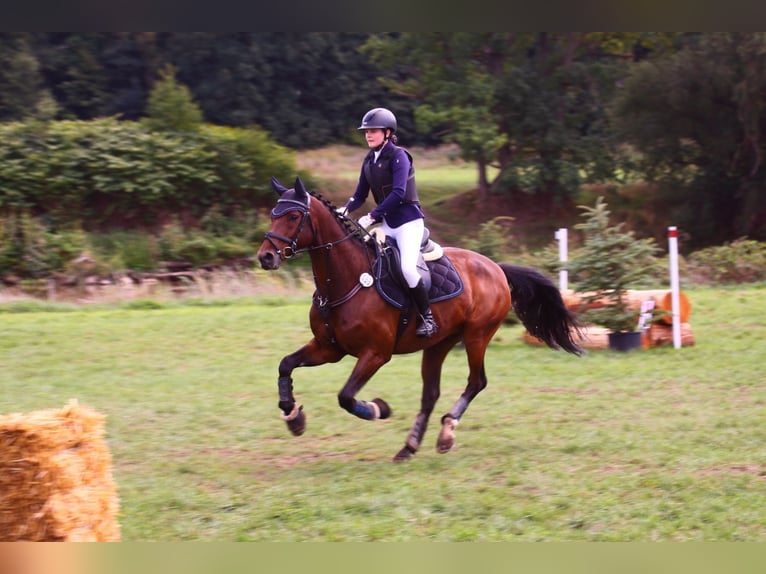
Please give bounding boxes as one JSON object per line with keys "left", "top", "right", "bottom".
{"left": 288, "top": 214, "right": 299, "bottom": 222}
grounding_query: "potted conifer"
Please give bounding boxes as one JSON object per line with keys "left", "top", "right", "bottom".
{"left": 569, "top": 197, "right": 660, "bottom": 351}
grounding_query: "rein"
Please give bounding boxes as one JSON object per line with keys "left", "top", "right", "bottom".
{"left": 266, "top": 194, "right": 373, "bottom": 312}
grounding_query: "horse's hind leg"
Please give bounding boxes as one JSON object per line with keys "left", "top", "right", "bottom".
{"left": 277, "top": 338, "right": 345, "bottom": 436}
{"left": 436, "top": 332, "right": 493, "bottom": 454}
{"left": 394, "top": 335, "right": 461, "bottom": 462}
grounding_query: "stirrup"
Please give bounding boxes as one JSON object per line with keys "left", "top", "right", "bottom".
{"left": 416, "top": 313, "right": 438, "bottom": 337}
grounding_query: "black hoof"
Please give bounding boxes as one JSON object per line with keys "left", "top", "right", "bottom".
{"left": 393, "top": 444, "right": 416, "bottom": 462}
{"left": 372, "top": 398, "right": 392, "bottom": 419}
{"left": 285, "top": 407, "right": 306, "bottom": 436}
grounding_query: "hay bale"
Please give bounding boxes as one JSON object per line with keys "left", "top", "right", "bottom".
{"left": 0, "top": 400, "right": 120, "bottom": 541}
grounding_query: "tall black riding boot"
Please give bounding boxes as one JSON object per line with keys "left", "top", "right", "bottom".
{"left": 409, "top": 279, "right": 438, "bottom": 337}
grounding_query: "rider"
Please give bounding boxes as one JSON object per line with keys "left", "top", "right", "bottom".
{"left": 338, "top": 107, "right": 438, "bottom": 337}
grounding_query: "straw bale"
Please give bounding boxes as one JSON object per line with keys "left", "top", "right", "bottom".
{"left": 0, "top": 400, "right": 120, "bottom": 541}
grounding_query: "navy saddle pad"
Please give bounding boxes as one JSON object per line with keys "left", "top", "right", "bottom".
{"left": 373, "top": 248, "right": 464, "bottom": 310}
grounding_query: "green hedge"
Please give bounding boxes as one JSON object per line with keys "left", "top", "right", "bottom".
{"left": 686, "top": 238, "right": 766, "bottom": 284}
{"left": 0, "top": 118, "right": 298, "bottom": 228}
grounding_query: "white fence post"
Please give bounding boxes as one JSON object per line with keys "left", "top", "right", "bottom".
{"left": 668, "top": 226, "right": 682, "bottom": 349}
{"left": 555, "top": 228, "right": 568, "bottom": 291}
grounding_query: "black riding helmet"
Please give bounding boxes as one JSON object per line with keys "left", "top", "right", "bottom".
{"left": 358, "top": 107, "right": 397, "bottom": 134}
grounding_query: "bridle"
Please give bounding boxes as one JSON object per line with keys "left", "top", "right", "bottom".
{"left": 263, "top": 195, "right": 358, "bottom": 261}
{"left": 263, "top": 198, "right": 314, "bottom": 260}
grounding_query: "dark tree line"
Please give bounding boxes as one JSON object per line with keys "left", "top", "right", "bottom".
{"left": 0, "top": 33, "right": 423, "bottom": 148}
{"left": 1, "top": 32, "right": 766, "bottom": 247}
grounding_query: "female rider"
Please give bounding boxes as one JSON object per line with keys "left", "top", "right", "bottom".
{"left": 338, "top": 107, "right": 438, "bottom": 337}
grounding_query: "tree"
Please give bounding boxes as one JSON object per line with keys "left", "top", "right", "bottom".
{"left": 10, "top": 33, "right": 424, "bottom": 149}
{"left": 158, "top": 33, "right": 412, "bottom": 148}
{"left": 613, "top": 32, "right": 766, "bottom": 247}
{"left": 143, "top": 64, "right": 203, "bottom": 132}
{"left": 31, "top": 33, "right": 110, "bottom": 120}
{"left": 363, "top": 33, "right": 662, "bottom": 199}
{"left": 569, "top": 197, "right": 660, "bottom": 333}
{"left": 0, "top": 34, "right": 57, "bottom": 121}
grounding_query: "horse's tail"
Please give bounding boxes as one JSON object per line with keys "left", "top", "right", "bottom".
{"left": 499, "top": 263, "right": 584, "bottom": 356}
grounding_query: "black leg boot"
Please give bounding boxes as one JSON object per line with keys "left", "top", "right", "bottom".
{"left": 410, "top": 279, "right": 438, "bottom": 337}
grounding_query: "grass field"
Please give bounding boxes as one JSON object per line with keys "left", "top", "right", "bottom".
{"left": 1, "top": 281, "right": 765, "bottom": 541}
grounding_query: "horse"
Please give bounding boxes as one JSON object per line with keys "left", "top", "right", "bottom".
{"left": 257, "top": 176, "right": 583, "bottom": 462}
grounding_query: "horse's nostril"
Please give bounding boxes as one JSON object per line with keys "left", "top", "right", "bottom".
{"left": 259, "top": 251, "right": 277, "bottom": 269}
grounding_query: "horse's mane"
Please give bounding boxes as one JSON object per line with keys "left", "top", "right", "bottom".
{"left": 306, "top": 188, "right": 368, "bottom": 247}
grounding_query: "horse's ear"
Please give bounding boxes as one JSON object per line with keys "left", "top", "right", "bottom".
{"left": 294, "top": 177, "right": 308, "bottom": 200}
{"left": 271, "top": 176, "right": 288, "bottom": 195}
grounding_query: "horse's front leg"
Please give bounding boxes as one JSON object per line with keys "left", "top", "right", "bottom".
{"left": 337, "top": 349, "right": 392, "bottom": 421}
{"left": 277, "top": 338, "right": 345, "bottom": 436}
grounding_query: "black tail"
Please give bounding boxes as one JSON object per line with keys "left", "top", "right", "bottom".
{"left": 499, "top": 263, "right": 584, "bottom": 356}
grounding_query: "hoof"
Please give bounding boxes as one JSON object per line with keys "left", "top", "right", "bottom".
{"left": 372, "top": 398, "right": 392, "bottom": 419}
{"left": 436, "top": 417, "right": 457, "bottom": 453}
{"left": 283, "top": 405, "right": 306, "bottom": 436}
{"left": 393, "top": 445, "right": 415, "bottom": 462}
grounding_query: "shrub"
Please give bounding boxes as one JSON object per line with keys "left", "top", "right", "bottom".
{"left": 686, "top": 238, "right": 766, "bottom": 284}
{"left": 462, "top": 216, "right": 516, "bottom": 260}
{"left": 0, "top": 118, "right": 297, "bottom": 229}
{"left": 88, "top": 231, "right": 158, "bottom": 272}
{"left": 0, "top": 212, "right": 87, "bottom": 279}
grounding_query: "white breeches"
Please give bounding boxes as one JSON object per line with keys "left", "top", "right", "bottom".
{"left": 380, "top": 218, "right": 424, "bottom": 288}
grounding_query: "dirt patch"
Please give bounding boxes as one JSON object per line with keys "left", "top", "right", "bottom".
{"left": 698, "top": 464, "right": 766, "bottom": 480}
{"left": 168, "top": 440, "right": 379, "bottom": 473}
{"left": 534, "top": 387, "right": 600, "bottom": 396}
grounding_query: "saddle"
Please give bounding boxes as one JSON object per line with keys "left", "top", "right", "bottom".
{"left": 369, "top": 228, "right": 464, "bottom": 310}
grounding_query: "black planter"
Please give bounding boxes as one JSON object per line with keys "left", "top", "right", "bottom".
{"left": 607, "top": 331, "right": 643, "bottom": 352}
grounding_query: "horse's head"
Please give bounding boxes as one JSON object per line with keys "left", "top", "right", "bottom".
{"left": 257, "top": 176, "right": 314, "bottom": 270}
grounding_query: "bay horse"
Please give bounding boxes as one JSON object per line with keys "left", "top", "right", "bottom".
{"left": 257, "top": 176, "right": 583, "bottom": 462}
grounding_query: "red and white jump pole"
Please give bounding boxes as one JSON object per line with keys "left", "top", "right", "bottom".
{"left": 668, "top": 226, "right": 682, "bottom": 349}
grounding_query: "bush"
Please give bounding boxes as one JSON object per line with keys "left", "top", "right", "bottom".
{"left": 462, "top": 216, "right": 516, "bottom": 261}
{"left": 156, "top": 207, "right": 262, "bottom": 267}
{"left": 0, "top": 212, "right": 87, "bottom": 279}
{"left": 0, "top": 118, "right": 298, "bottom": 229}
{"left": 686, "top": 238, "right": 766, "bottom": 284}
{"left": 0, "top": 116, "right": 304, "bottom": 279}
{"left": 88, "top": 231, "right": 158, "bottom": 272}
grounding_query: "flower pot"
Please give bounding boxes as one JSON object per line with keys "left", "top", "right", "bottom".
{"left": 607, "top": 330, "right": 643, "bottom": 352}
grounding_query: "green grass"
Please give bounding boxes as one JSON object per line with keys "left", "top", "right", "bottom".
{"left": 1, "top": 283, "right": 765, "bottom": 541}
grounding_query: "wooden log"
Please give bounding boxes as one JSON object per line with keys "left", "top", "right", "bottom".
{"left": 524, "top": 326, "right": 610, "bottom": 350}
{"left": 523, "top": 322, "right": 695, "bottom": 349}
{"left": 644, "top": 322, "right": 695, "bottom": 347}
{"left": 561, "top": 289, "right": 691, "bottom": 324}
